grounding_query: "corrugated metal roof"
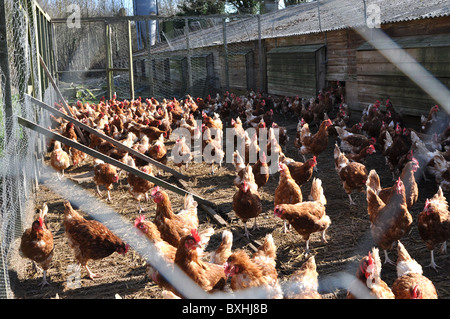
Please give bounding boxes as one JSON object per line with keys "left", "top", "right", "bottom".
{"left": 145, "top": 0, "right": 450, "bottom": 54}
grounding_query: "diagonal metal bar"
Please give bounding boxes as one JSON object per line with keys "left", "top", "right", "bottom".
{"left": 38, "top": 54, "right": 88, "bottom": 145}
{"left": 17, "top": 115, "right": 216, "bottom": 207}
{"left": 26, "top": 94, "right": 188, "bottom": 181}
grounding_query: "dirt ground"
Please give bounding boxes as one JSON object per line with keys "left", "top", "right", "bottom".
{"left": 7, "top": 110, "right": 450, "bottom": 300}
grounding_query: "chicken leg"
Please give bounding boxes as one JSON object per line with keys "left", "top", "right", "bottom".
{"left": 39, "top": 270, "right": 50, "bottom": 288}
{"left": 383, "top": 250, "right": 395, "bottom": 265}
{"left": 348, "top": 194, "right": 356, "bottom": 205}
{"left": 84, "top": 264, "right": 101, "bottom": 280}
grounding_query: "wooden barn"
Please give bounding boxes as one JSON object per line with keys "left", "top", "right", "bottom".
{"left": 134, "top": 0, "right": 450, "bottom": 117}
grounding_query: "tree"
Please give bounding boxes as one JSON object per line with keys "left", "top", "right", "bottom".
{"left": 177, "top": 0, "right": 226, "bottom": 16}
{"left": 226, "top": 0, "right": 260, "bottom": 14}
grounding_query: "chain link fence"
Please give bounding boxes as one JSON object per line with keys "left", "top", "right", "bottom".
{"left": 50, "top": 14, "right": 265, "bottom": 103}
{"left": 0, "top": 0, "right": 55, "bottom": 298}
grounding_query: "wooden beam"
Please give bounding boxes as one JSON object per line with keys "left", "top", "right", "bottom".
{"left": 26, "top": 94, "right": 188, "bottom": 180}
{"left": 38, "top": 54, "right": 87, "bottom": 145}
{"left": 17, "top": 116, "right": 215, "bottom": 207}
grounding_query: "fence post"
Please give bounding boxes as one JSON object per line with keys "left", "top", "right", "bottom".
{"left": 185, "top": 18, "right": 193, "bottom": 95}
{"left": 127, "top": 20, "right": 135, "bottom": 100}
{"left": 105, "top": 22, "right": 114, "bottom": 100}
{"left": 257, "top": 14, "right": 264, "bottom": 93}
{"left": 0, "top": 0, "right": 13, "bottom": 122}
{"left": 146, "top": 18, "right": 155, "bottom": 98}
{"left": 222, "top": 17, "right": 229, "bottom": 92}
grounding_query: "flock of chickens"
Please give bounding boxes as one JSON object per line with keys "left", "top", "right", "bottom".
{"left": 17, "top": 86, "right": 450, "bottom": 299}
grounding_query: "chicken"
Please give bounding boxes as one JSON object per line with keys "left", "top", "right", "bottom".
{"left": 93, "top": 159, "right": 119, "bottom": 202}
{"left": 208, "top": 230, "right": 234, "bottom": 266}
{"left": 345, "top": 144, "right": 376, "bottom": 163}
{"left": 383, "top": 127, "right": 412, "bottom": 179}
{"left": 283, "top": 256, "right": 322, "bottom": 299}
{"left": 366, "top": 159, "right": 419, "bottom": 211}
{"left": 251, "top": 152, "right": 270, "bottom": 189}
{"left": 334, "top": 143, "right": 368, "bottom": 205}
{"left": 293, "top": 118, "right": 306, "bottom": 150}
{"left": 19, "top": 204, "right": 54, "bottom": 288}
{"left": 385, "top": 99, "right": 404, "bottom": 128}
{"left": 335, "top": 126, "right": 376, "bottom": 155}
{"left": 151, "top": 186, "right": 199, "bottom": 247}
{"left": 174, "top": 229, "right": 227, "bottom": 296}
{"left": 233, "top": 163, "right": 258, "bottom": 192}
{"left": 224, "top": 234, "right": 283, "bottom": 299}
{"left": 299, "top": 119, "right": 332, "bottom": 162}
{"left": 429, "top": 154, "right": 450, "bottom": 192}
{"left": 202, "top": 125, "right": 225, "bottom": 175}
{"left": 127, "top": 159, "right": 155, "bottom": 212}
{"left": 134, "top": 214, "right": 176, "bottom": 264}
{"left": 146, "top": 134, "right": 168, "bottom": 167}
{"left": 170, "top": 135, "right": 192, "bottom": 172}
{"left": 232, "top": 180, "right": 262, "bottom": 239}
{"left": 131, "top": 135, "right": 151, "bottom": 160}
{"left": 271, "top": 122, "right": 289, "bottom": 151}
{"left": 50, "top": 141, "right": 71, "bottom": 179}
{"left": 232, "top": 150, "right": 246, "bottom": 174}
{"left": 417, "top": 186, "right": 450, "bottom": 271}
{"left": 347, "top": 247, "right": 394, "bottom": 299}
{"left": 420, "top": 104, "right": 440, "bottom": 133}
{"left": 366, "top": 178, "right": 413, "bottom": 265}
{"left": 281, "top": 156, "right": 317, "bottom": 187}
{"left": 202, "top": 111, "right": 223, "bottom": 130}
{"left": 275, "top": 162, "right": 303, "bottom": 206}
{"left": 391, "top": 241, "right": 438, "bottom": 299}
{"left": 62, "top": 200, "right": 128, "bottom": 280}
{"left": 134, "top": 215, "right": 221, "bottom": 292}
{"left": 228, "top": 117, "right": 246, "bottom": 148}
{"left": 274, "top": 178, "right": 330, "bottom": 256}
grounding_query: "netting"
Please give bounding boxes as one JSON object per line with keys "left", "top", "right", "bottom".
{"left": 0, "top": 0, "right": 44, "bottom": 299}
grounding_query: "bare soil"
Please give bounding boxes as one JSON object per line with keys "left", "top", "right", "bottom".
{"left": 7, "top": 112, "right": 450, "bottom": 299}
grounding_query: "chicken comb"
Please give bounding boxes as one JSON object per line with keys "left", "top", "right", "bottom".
{"left": 190, "top": 229, "right": 201, "bottom": 243}
{"left": 134, "top": 215, "right": 146, "bottom": 227}
{"left": 151, "top": 186, "right": 160, "bottom": 196}
{"left": 261, "top": 152, "right": 267, "bottom": 163}
{"left": 411, "top": 285, "right": 421, "bottom": 299}
{"left": 424, "top": 198, "right": 430, "bottom": 209}
{"left": 38, "top": 216, "right": 43, "bottom": 228}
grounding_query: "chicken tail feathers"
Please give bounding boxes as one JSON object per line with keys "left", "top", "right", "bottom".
{"left": 308, "top": 178, "right": 327, "bottom": 206}
{"left": 256, "top": 233, "right": 277, "bottom": 261}
{"left": 366, "top": 169, "right": 381, "bottom": 194}
{"left": 209, "top": 230, "right": 233, "bottom": 265}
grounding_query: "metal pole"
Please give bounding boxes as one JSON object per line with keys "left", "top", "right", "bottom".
{"left": 185, "top": 18, "right": 193, "bottom": 95}
{"left": 222, "top": 17, "right": 230, "bottom": 92}
{"left": 127, "top": 20, "right": 135, "bottom": 100}
{"left": 0, "top": 0, "right": 13, "bottom": 123}
{"left": 146, "top": 18, "right": 155, "bottom": 97}
{"left": 105, "top": 22, "right": 114, "bottom": 100}
{"left": 257, "top": 14, "right": 264, "bottom": 93}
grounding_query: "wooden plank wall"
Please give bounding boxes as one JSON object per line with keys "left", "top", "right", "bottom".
{"left": 356, "top": 16, "right": 450, "bottom": 117}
